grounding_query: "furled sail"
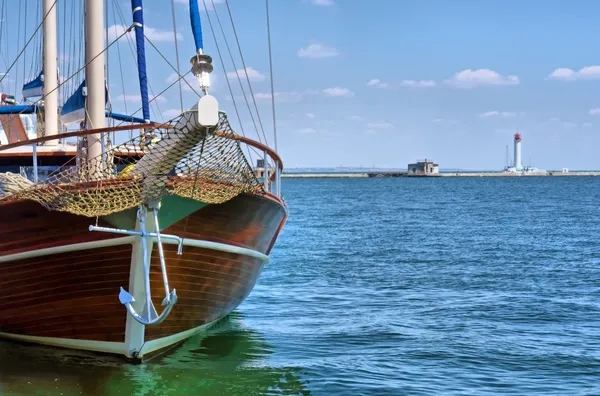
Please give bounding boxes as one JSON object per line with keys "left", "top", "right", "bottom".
{"left": 60, "top": 80, "right": 109, "bottom": 125}
{"left": 22, "top": 71, "right": 43, "bottom": 98}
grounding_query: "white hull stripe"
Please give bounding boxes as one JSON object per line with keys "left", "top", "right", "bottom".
{"left": 0, "top": 236, "right": 135, "bottom": 264}
{"left": 0, "top": 235, "right": 269, "bottom": 263}
{"left": 0, "top": 331, "right": 125, "bottom": 355}
{"left": 0, "top": 320, "right": 218, "bottom": 359}
{"left": 140, "top": 321, "right": 214, "bottom": 357}
{"left": 161, "top": 237, "right": 269, "bottom": 263}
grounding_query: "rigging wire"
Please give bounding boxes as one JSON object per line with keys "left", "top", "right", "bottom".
{"left": 0, "top": 23, "right": 134, "bottom": 130}
{"left": 265, "top": 0, "right": 278, "bottom": 152}
{"left": 169, "top": 0, "right": 184, "bottom": 112}
{"left": 22, "top": 0, "right": 28, "bottom": 100}
{"left": 206, "top": 0, "right": 263, "bottom": 144}
{"left": 199, "top": 5, "right": 254, "bottom": 164}
{"left": 223, "top": 0, "right": 269, "bottom": 145}
{"left": 111, "top": 0, "right": 164, "bottom": 122}
{"left": 0, "top": 0, "right": 8, "bottom": 72}
{"left": 1, "top": 0, "right": 7, "bottom": 70}
{"left": 105, "top": 0, "right": 109, "bottom": 91}
{"left": 144, "top": 35, "right": 201, "bottom": 98}
{"left": 112, "top": 68, "right": 195, "bottom": 128}
{"left": 113, "top": 5, "right": 129, "bottom": 137}
{"left": 16, "top": 0, "right": 22, "bottom": 97}
{"left": 0, "top": 0, "right": 57, "bottom": 89}
{"left": 61, "top": 0, "right": 65, "bottom": 104}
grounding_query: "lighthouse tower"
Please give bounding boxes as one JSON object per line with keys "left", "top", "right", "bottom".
{"left": 514, "top": 132, "right": 522, "bottom": 171}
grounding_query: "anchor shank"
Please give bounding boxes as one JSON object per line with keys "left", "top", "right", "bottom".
{"left": 152, "top": 208, "right": 172, "bottom": 302}
{"left": 138, "top": 209, "right": 153, "bottom": 322}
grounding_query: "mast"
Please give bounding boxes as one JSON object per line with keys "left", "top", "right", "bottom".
{"left": 85, "top": 0, "right": 105, "bottom": 174}
{"left": 42, "top": 0, "right": 58, "bottom": 143}
{"left": 131, "top": 0, "right": 150, "bottom": 122}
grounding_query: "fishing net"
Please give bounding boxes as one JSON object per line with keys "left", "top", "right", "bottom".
{"left": 0, "top": 112, "right": 264, "bottom": 217}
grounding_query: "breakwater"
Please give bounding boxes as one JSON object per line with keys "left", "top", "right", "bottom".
{"left": 282, "top": 172, "right": 600, "bottom": 178}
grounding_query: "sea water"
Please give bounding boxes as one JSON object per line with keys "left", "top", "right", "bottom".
{"left": 2, "top": 177, "right": 600, "bottom": 395}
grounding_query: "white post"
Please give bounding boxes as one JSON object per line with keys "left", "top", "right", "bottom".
{"left": 263, "top": 150, "right": 269, "bottom": 192}
{"left": 32, "top": 144, "right": 38, "bottom": 183}
{"left": 43, "top": 0, "right": 58, "bottom": 144}
{"left": 275, "top": 161, "right": 280, "bottom": 197}
{"left": 85, "top": 0, "right": 105, "bottom": 177}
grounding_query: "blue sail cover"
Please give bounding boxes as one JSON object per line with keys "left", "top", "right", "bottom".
{"left": 0, "top": 104, "right": 41, "bottom": 114}
{"left": 22, "top": 71, "right": 43, "bottom": 98}
{"left": 189, "top": 0, "right": 204, "bottom": 51}
{"left": 0, "top": 104, "right": 148, "bottom": 124}
{"left": 60, "top": 81, "right": 109, "bottom": 125}
{"left": 131, "top": 0, "right": 150, "bottom": 122}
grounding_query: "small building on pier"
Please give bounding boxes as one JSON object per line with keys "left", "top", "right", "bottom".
{"left": 407, "top": 159, "right": 439, "bottom": 175}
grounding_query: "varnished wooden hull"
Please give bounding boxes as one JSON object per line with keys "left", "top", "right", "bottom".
{"left": 0, "top": 193, "right": 286, "bottom": 359}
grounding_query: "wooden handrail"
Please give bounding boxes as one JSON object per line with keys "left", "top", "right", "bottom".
{"left": 217, "top": 131, "right": 283, "bottom": 172}
{"left": 0, "top": 123, "right": 284, "bottom": 172}
{"left": 0, "top": 123, "right": 169, "bottom": 152}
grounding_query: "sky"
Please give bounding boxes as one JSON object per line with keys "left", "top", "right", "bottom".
{"left": 2, "top": 0, "right": 600, "bottom": 170}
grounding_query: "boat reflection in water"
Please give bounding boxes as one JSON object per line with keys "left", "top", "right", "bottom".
{"left": 0, "top": 313, "right": 310, "bottom": 395}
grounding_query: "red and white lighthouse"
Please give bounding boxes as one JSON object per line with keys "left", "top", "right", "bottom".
{"left": 514, "top": 132, "right": 522, "bottom": 171}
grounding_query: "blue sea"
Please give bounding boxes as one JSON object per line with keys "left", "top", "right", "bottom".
{"left": 2, "top": 177, "right": 600, "bottom": 395}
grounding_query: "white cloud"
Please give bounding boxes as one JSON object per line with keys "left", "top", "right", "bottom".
{"left": 366, "top": 78, "right": 389, "bottom": 88}
{"left": 311, "top": 0, "right": 335, "bottom": 5}
{"left": 226, "top": 67, "right": 265, "bottom": 82}
{"left": 107, "top": 24, "right": 131, "bottom": 41}
{"left": 400, "top": 80, "right": 436, "bottom": 88}
{"left": 367, "top": 120, "right": 393, "bottom": 129}
{"left": 163, "top": 109, "right": 182, "bottom": 119}
{"left": 480, "top": 111, "right": 517, "bottom": 118}
{"left": 583, "top": 122, "right": 593, "bottom": 128}
{"left": 253, "top": 87, "right": 352, "bottom": 101}
{"left": 297, "top": 127, "right": 317, "bottom": 134}
{"left": 444, "top": 69, "right": 520, "bottom": 88}
{"left": 175, "top": 0, "right": 224, "bottom": 11}
{"left": 349, "top": 115, "right": 362, "bottom": 121}
{"left": 589, "top": 108, "right": 600, "bottom": 115}
{"left": 432, "top": 118, "right": 461, "bottom": 126}
{"left": 107, "top": 24, "right": 181, "bottom": 42}
{"left": 298, "top": 43, "right": 339, "bottom": 58}
{"left": 166, "top": 72, "right": 199, "bottom": 93}
{"left": 305, "top": 112, "right": 316, "bottom": 118}
{"left": 317, "top": 120, "right": 334, "bottom": 126}
{"left": 253, "top": 89, "right": 319, "bottom": 103}
{"left": 118, "top": 94, "right": 167, "bottom": 104}
{"left": 323, "top": 87, "right": 353, "bottom": 97}
{"left": 548, "top": 66, "right": 600, "bottom": 81}
{"left": 146, "top": 26, "right": 182, "bottom": 42}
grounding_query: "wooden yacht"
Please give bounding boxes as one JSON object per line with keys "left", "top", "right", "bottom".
{"left": 0, "top": 0, "right": 286, "bottom": 361}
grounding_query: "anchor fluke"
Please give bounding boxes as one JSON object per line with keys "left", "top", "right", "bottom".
{"left": 162, "top": 289, "right": 178, "bottom": 307}
{"left": 119, "top": 287, "right": 135, "bottom": 304}
{"left": 119, "top": 288, "right": 177, "bottom": 326}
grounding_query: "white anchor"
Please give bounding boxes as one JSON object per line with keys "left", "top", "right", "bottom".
{"left": 90, "top": 204, "right": 182, "bottom": 326}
